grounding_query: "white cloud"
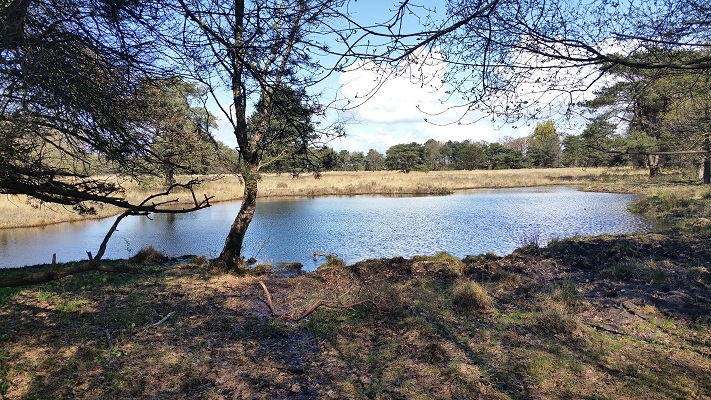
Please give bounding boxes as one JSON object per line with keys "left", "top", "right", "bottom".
{"left": 339, "top": 50, "right": 451, "bottom": 124}
{"left": 335, "top": 48, "right": 528, "bottom": 152}
{"left": 214, "top": 40, "right": 622, "bottom": 153}
{"left": 213, "top": 116, "right": 237, "bottom": 148}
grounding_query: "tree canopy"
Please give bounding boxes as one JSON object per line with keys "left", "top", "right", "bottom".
{"left": 0, "top": 0, "right": 211, "bottom": 213}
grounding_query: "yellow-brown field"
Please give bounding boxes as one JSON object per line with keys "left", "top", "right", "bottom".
{"left": 0, "top": 167, "right": 650, "bottom": 229}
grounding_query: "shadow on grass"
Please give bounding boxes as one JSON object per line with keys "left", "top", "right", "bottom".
{"left": 1, "top": 245, "right": 709, "bottom": 399}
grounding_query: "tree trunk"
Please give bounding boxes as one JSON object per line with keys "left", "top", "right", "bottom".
{"left": 165, "top": 165, "right": 175, "bottom": 187}
{"left": 646, "top": 154, "right": 660, "bottom": 177}
{"left": 704, "top": 157, "right": 710, "bottom": 185}
{"left": 219, "top": 163, "right": 259, "bottom": 271}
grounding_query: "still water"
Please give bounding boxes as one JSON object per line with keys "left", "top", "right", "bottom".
{"left": 1, "top": 187, "right": 651, "bottom": 270}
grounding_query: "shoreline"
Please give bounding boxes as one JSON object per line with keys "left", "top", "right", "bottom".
{"left": 1, "top": 170, "right": 709, "bottom": 398}
{"left": 0, "top": 167, "right": 649, "bottom": 230}
{"left": 1, "top": 231, "right": 709, "bottom": 398}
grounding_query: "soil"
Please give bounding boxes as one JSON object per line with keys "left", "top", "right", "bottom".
{"left": 1, "top": 233, "right": 710, "bottom": 399}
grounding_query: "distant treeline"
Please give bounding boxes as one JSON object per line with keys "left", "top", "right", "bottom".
{"left": 260, "top": 120, "right": 703, "bottom": 174}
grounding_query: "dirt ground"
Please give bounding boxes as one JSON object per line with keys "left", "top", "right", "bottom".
{"left": 1, "top": 232, "right": 710, "bottom": 399}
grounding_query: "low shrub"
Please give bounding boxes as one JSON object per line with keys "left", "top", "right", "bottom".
{"left": 186, "top": 255, "right": 209, "bottom": 268}
{"left": 548, "top": 280, "right": 580, "bottom": 307}
{"left": 687, "top": 266, "right": 709, "bottom": 281}
{"left": 317, "top": 254, "right": 346, "bottom": 270}
{"left": 491, "top": 270, "right": 521, "bottom": 288}
{"left": 529, "top": 301, "right": 579, "bottom": 336}
{"left": 129, "top": 246, "right": 167, "bottom": 265}
{"left": 250, "top": 264, "right": 273, "bottom": 275}
{"left": 411, "top": 252, "right": 465, "bottom": 279}
{"left": 451, "top": 279, "right": 494, "bottom": 312}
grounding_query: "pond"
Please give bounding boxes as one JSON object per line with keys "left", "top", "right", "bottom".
{"left": 0, "top": 186, "right": 652, "bottom": 270}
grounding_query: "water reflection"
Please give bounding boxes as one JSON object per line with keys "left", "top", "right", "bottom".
{"left": 0, "top": 187, "right": 651, "bottom": 270}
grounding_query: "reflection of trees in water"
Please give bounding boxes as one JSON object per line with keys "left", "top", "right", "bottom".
{"left": 1, "top": 190, "right": 649, "bottom": 269}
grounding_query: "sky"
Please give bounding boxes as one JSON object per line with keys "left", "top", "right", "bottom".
{"left": 209, "top": 0, "right": 606, "bottom": 154}
{"left": 326, "top": 54, "right": 532, "bottom": 153}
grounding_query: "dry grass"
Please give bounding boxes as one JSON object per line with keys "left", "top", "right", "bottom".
{"left": 259, "top": 167, "right": 648, "bottom": 197}
{"left": 1, "top": 241, "right": 709, "bottom": 399}
{"left": 0, "top": 195, "right": 121, "bottom": 229}
{"left": 0, "top": 167, "right": 647, "bottom": 229}
{"left": 451, "top": 279, "right": 494, "bottom": 312}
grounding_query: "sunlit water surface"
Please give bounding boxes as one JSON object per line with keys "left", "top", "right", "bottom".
{"left": 1, "top": 187, "right": 652, "bottom": 270}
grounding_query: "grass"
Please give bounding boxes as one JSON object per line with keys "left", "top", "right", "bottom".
{"left": 1, "top": 167, "right": 710, "bottom": 398}
{"left": 451, "top": 279, "right": 494, "bottom": 312}
{"left": 1, "top": 167, "right": 647, "bottom": 229}
{"left": 2, "top": 244, "right": 708, "bottom": 399}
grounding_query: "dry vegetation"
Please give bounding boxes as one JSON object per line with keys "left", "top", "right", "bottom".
{"left": 1, "top": 170, "right": 711, "bottom": 398}
{"left": 0, "top": 234, "right": 709, "bottom": 399}
{"left": 1, "top": 167, "right": 647, "bottom": 229}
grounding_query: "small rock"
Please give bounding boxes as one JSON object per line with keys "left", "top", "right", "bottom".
{"left": 290, "top": 383, "right": 301, "bottom": 393}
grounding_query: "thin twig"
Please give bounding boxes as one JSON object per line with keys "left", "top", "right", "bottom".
{"left": 143, "top": 311, "right": 175, "bottom": 330}
{"left": 257, "top": 282, "right": 377, "bottom": 321}
{"left": 104, "top": 328, "right": 113, "bottom": 350}
{"left": 295, "top": 299, "right": 376, "bottom": 321}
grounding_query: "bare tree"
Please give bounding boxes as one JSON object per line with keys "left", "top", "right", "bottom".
{"left": 347, "top": 0, "right": 710, "bottom": 116}
{"left": 157, "top": 0, "right": 355, "bottom": 271}
{"left": 341, "top": 0, "right": 711, "bottom": 179}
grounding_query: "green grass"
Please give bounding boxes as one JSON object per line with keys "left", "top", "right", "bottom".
{"left": 603, "top": 261, "right": 641, "bottom": 279}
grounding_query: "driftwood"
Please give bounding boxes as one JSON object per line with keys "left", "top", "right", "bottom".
{"left": 258, "top": 281, "right": 376, "bottom": 321}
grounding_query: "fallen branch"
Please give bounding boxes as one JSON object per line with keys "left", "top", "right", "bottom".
{"left": 0, "top": 261, "right": 137, "bottom": 288}
{"left": 143, "top": 311, "right": 175, "bottom": 330}
{"left": 257, "top": 281, "right": 376, "bottom": 321}
{"left": 259, "top": 281, "right": 276, "bottom": 315}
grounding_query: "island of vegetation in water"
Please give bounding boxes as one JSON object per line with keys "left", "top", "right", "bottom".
{"left": 1, "top": 171, "right": 709, "bottom": 399}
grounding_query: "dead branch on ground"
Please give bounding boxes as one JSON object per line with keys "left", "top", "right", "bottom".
{"left": 257, "top": 280, "right": 377, "bottom": 321}
{"left": 0, "top": 262, "right": 137, "bottom": 288}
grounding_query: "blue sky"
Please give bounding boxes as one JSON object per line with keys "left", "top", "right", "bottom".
{"left": 209, "top": 0, "right": 605, "bottom": 154}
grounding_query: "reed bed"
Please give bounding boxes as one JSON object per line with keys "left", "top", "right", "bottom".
{"left": 0, "top": 167, "right": 648, "bottom": 229}
{"left": 0, "top": 196, "right": 120, "bottom": 229}
{"left": 256, "top": 167, "right": 648, "bottom": 198}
